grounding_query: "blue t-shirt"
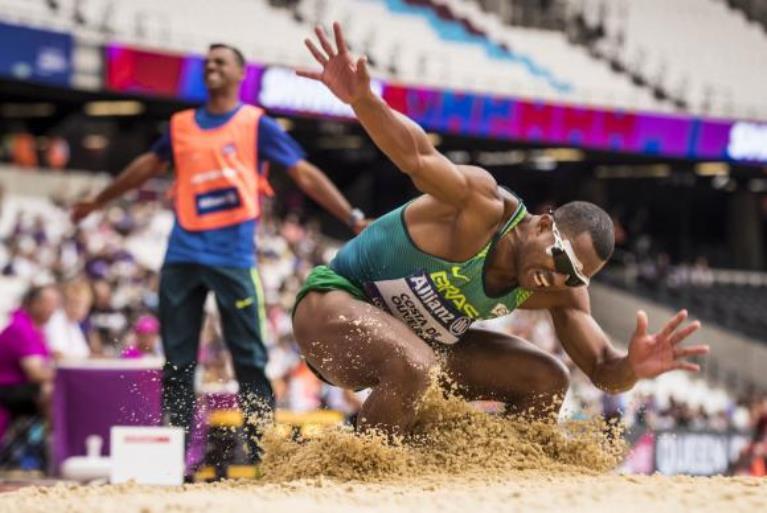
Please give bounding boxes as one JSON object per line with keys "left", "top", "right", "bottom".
{"left": 152, "top": 105, "right": 304, "bottom": 268}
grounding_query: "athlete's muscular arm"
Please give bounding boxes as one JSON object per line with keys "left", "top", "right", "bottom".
{"left": 71, "top": 152, "right": 166, "bottom": 223}
{"left": 287, "top": 159, "right": 365, "bottom": 233}
{"left": 299, "top": 23, "right": 471, "bottom": 207}
{"left": 524, "top": 290, "right": 708, "bottom": 393}
{"left": 550, "top": 304, "right": 639, "bottom": 393}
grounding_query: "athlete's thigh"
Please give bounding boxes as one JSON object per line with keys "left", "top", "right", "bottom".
{"left": 293, "top": 290, "right": 436, "bottom": 390}
{"left": 439, "top": 327, "right": 569, "bottom": 402}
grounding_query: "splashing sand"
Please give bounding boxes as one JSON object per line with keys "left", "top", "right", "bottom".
{"left": 259, "top": 380, "right": 625, "bottom": 482}
{"left": 1, "top": 379, "right": 764, "bottom": 513}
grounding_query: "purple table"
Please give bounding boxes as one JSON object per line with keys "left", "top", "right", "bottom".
{"left": 52, "top": 359, "right": 163, "bottom": 474}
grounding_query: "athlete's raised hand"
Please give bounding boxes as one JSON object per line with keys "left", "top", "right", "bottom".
{"left": 298, "top": 22, "right": 371, "bottom": 105}
{"left": 627, "top": 309, "right": 708, "bottom": 379}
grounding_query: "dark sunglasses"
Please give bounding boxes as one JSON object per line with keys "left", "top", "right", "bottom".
{"left": 546, "top": 219, "right": 590, "bottom": 287}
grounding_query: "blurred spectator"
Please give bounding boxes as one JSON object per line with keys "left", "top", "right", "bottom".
{"left": 9, "top": 133, "right": 38, "bottom": 168}
{"left": 689, "top": 256, "right": 714, "bottom": 287}
{"left": 0, "top": 285, "right": 59, "bottom": 440}
{"left": 121, "top": 314, "right": 161, "bottom": 359}
{"left": 88, "top": 279, "right": 128, "bottom": 356}
{"left": 44, "top": 279, "right": 93, "bottom": 361}
{"left": 43, "top": 136, "right": 70, "bottom": 170}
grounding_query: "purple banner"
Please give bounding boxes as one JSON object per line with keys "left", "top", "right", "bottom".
{"left": 383, "top": 84, "right": 767, "bottom": 163}
{"left": 104, "top": 43, "right": 767, "bottom": 164}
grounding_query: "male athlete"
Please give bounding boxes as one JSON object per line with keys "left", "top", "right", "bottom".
{"left": 292, "top": 24, "right": 709, "bottom": 434}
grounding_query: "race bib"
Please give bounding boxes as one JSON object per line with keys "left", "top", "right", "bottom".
{"left": 364, "top": 270, "right": 472, "bottom": 344}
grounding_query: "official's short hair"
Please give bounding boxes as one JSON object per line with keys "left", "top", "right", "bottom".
{"left": 208, "top": 43, "right": 246, "bottom": 69}
{"left": 553, "top": 201, "right": 615, "bottom": 262}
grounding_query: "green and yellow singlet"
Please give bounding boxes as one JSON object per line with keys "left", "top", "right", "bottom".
{"left": 330, "top": 197, "right": 532, "bottom": 344}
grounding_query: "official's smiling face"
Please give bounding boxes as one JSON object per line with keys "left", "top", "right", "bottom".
{"left": 204, "top": 46, "right": 244, "bottom": 92}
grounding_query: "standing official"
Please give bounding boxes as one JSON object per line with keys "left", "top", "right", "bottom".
{"left": 72, "top": 43, "right": 365, "bottom": 461}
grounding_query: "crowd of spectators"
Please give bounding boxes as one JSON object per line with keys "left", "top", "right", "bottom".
{"left": 607, "top": 245, "right": 716, "bottom": 291}
{"left": 0, "top": 197, "right": 161, "bottom": 358}
{"left": 0, "top": 187, "right": 765, "bottom": 475}
{"left": 0, "top": 190, "right": 364, "bottom": 464}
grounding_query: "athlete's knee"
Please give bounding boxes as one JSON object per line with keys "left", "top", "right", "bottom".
{"left": 535, "top": 356, "right": 570, "bottom": 397}
{"left": 381, "top": 344, "right": 437, "bottom": 391}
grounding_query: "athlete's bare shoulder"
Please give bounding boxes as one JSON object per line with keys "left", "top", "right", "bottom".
{"left": 457, "top": 164, "right": 501, "bottom": 200}
{"left": 452, "top": 165, "right": 508, "bottom": 222}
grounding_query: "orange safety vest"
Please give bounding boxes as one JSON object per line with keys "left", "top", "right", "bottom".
{"left": 170, "top": 105, "right": 274, "bottom": 231}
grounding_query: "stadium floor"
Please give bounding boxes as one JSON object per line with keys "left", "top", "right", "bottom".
{"left": 0, "top": 473, "right": 764, "bottom": 513}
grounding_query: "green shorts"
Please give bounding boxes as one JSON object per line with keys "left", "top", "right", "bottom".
{"left": 293, "top": 265, "right": 368, "bottom": 317}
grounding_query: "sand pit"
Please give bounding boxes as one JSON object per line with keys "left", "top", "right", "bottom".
{"left": 1, "top": 384, "right": 764, "bottom": 512}
{"left": 0, "top": 473, "right": 765, "bottom": 513}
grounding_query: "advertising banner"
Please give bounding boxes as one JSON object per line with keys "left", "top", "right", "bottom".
{"left": 103, "top": 43, "right": 767, "bottom": 164}
{"left": 654, "top": 430, "right": 751, "bottom": 476}
{"left": 0, "top": 21, "right": 72, "bottom": 86}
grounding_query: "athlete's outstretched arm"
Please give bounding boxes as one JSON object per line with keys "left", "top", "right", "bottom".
{"left": 298, "top": 23, "right": 470, "bottom": 207}
{"left": 541, "top": 290, "right": 708, "bottom": 393}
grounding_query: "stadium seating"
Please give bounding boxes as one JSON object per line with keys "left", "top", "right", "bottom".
{"left": 729, "top": 0, "right": 767, "bottom": 30}
{"left": 0, "top": 0, "right": 665, "bottom": 111}
{"left": 600, "top": 269, "right": 767, "bottom": 343}
{"left": 3, "top": 0, "right": 767, "bottom": 117}
{"left": 564, "top": 0, "right": 767, "bottom": 119}
{"left": 426, "top": 0, "right": 665, "bottom": 110}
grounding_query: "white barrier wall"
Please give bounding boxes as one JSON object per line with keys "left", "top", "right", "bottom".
{"left": 0, "top": 165, "right": 110, "bottom": 198}
{"left": 590, "top": 282, "right": 767, "bottom": 391}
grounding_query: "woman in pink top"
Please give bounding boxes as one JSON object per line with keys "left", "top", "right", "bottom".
{"left": 0, "top": 285, "right": 59, "bottom": 440}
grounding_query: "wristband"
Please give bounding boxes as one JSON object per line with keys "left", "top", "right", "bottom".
{"left": 347, "top": 208, "right": 365, "bottom": 227}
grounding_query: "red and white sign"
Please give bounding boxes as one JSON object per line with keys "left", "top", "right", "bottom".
{"left": 110, "top": 426, "right": 184, "bottom": 485}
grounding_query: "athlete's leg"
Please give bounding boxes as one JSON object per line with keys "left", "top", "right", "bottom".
{"left": 293, "top": 290, "right": 438, "bottom": 434}
{"left": 206, "top": 266, "right": 273, "bottom": 461}
{"left": 158, "top": 263, "right": 207, "bottom": 437}
{"left": 439, "top": 328, "right": 570, "bottom": 418}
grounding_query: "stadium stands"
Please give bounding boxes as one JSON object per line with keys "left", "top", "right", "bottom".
{"left": 728, "top": 0, "right": 767, "bottom": 30}
{"left": 3, "top": 0, "right": 766, "bottom": 117}
{"left": 0, "top": 0, "right": 666, "bottom": 111}
{"left": 564, "top": 0, "right": 767, "bottom": 119}
{"left": 601, "top": 264, "right": 767, "bottom": 343}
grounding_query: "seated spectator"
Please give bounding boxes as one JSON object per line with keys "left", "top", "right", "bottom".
{"left": 121, "top": 314, "right": 161, "bottom": 359}
{"left": 44, "top": 279, "right": 93, "bottom": 361}
{"left": 0, "top": 285, "right": 59, "bottom": 441}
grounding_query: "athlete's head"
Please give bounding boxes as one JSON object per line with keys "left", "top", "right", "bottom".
{"left": 514, "top": 201, "right": 614, "bottom": 292}
{"left": 204, "top": 43, "right": 246, "bottom": 92}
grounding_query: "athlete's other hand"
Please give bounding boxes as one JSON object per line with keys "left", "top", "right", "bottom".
{"left": 70, "top": 199, "right": 101, "bottom": 224}
{"left": 298, "top": 22, "right": 371, "bottom": 105}
{"left": 627, "top": 309, "right": 708, "bottom": 379}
